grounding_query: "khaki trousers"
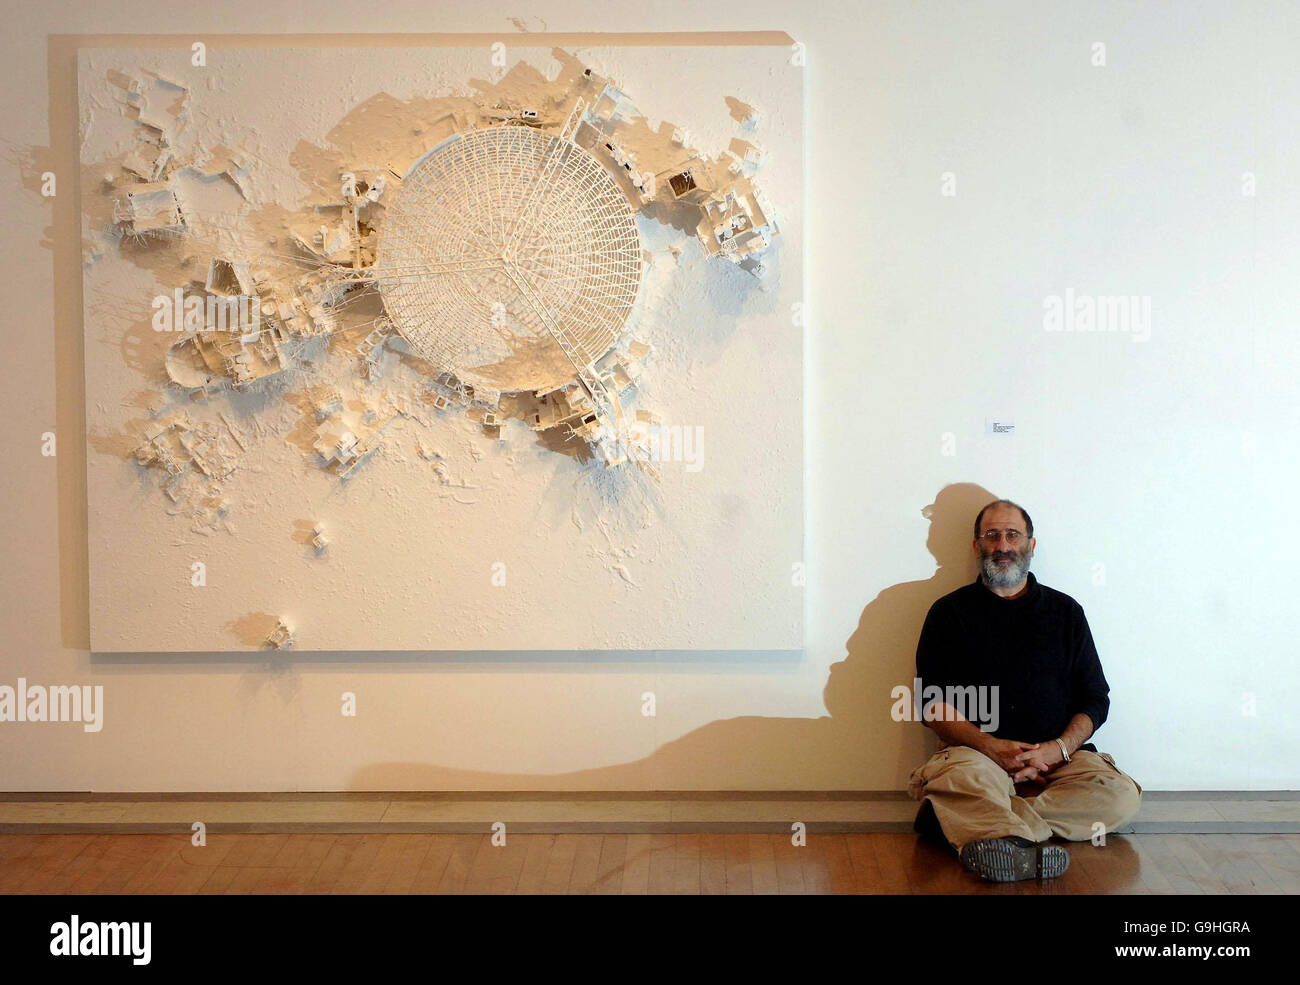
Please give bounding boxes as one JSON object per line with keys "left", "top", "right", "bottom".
{"left": 907, "top": 745, "right": 1142, "bottom": 850}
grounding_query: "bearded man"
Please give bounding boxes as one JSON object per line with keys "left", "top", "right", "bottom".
{"left": 907, "top": 499, "right": 1142, "bottom": 882}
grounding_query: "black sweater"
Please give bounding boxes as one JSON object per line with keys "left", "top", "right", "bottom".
{"left": 914, "top": 573, "right": 1110, "bottom": 751}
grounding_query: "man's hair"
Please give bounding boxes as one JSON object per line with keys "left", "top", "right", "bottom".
{"left": 973, "top": 499, "right": 1034, "bottom": 540}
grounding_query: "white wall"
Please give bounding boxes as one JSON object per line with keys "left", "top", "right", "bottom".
{"left": 1, "top": 0, "right": 1296, "bottom": 790}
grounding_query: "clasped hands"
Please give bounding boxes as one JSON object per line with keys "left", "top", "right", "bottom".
{"left": 978, "top": 736, "right": 1066, "bottom": 785}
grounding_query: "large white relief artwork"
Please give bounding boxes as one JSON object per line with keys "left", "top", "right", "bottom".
{"left": 80, "top": 41, "right": 803, "bottom": 651}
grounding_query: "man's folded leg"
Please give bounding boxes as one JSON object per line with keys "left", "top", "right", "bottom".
{"left": 908, "top": 745, "right": 1053, "bottom": 850}
{"left": 909, "top": 746, "right": 1071, "bottom": 881}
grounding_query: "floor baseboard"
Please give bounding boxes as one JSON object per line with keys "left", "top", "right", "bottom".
{"left": 0, "top": 793, "right": 1296, "bottom": 834}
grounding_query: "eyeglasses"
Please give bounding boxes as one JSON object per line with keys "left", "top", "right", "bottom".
{"left": 979, "top": 529, "right": 1027, "bottom": 545}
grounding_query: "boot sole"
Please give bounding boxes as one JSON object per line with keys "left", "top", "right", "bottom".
{"left": 959, "top": 837, "right": 1070, "bottom": 882}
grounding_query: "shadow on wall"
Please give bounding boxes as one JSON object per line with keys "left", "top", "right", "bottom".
{"left": 349, "top": 482, "right": 996, "bottom": 791}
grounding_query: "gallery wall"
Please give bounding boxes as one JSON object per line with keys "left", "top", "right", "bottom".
{"left": 1, "top": 0, "right": 1296, "bottom": 790}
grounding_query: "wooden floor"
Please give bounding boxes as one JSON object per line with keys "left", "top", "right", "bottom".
{"left": 2, "top": 832, "right": 1298, "bottom": 894}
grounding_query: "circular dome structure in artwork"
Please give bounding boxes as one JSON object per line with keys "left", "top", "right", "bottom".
{"left": 374, "top": 125, "right": 643, "bottom": 392}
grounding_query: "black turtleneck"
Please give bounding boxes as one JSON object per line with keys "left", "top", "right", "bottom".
{"left": 914, "top": 572, "right": 1109, "bottom": 750}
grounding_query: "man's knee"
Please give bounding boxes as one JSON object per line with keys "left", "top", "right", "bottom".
{"left": 1097, "top": 772, "right": 1142, "bottom": 829}
{"left": 1053, "top": 751, "right": 1143, "bottom": 830}
{"left": 917, "top": 745, "right": 1009, "bottom": 793}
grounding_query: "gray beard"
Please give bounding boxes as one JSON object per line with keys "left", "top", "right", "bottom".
{"left": 981, "top": 549, "right": 1032, "bottom": 588}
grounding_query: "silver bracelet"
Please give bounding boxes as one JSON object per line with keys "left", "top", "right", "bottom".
{"left": 1055, "top": 738, "right": 1071, "bottom": 764}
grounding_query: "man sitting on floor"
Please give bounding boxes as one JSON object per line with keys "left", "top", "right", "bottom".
{"left": 908, "top": 499, "right": 1142, "bottom": 882}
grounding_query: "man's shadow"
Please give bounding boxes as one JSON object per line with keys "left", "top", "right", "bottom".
{"left": 350, "top": 482, "right": 996, "bottom": 789}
